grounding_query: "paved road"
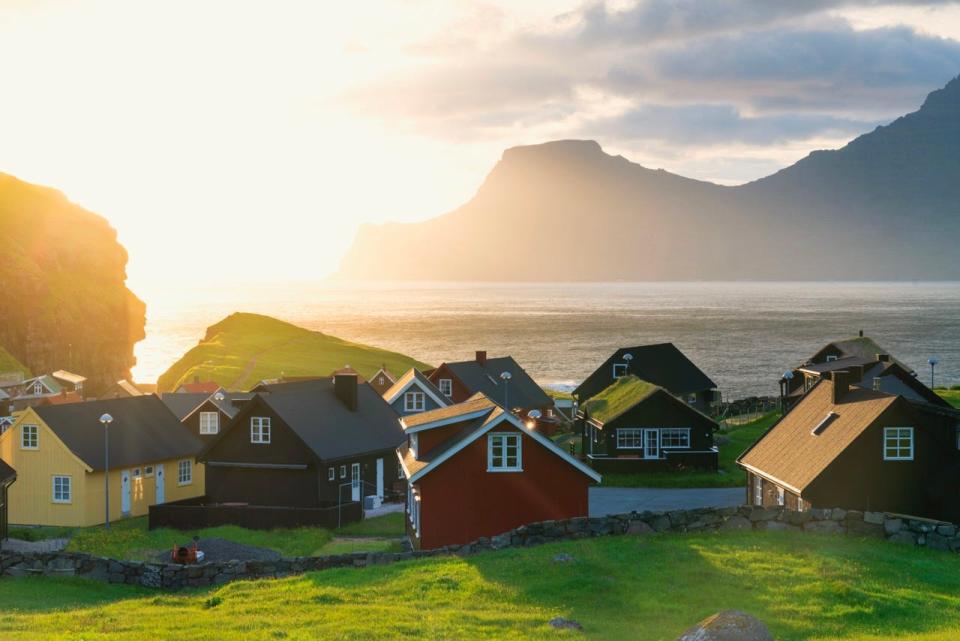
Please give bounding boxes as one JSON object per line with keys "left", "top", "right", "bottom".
{"left": 589, "top": 487, "right": 744, "bottom": 517}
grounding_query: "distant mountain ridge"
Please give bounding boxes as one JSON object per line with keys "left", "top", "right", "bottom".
{"left": 337, "top": 75, "right": 960, "bottom": 281}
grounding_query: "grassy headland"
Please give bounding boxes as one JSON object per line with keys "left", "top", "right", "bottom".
{"left": 936, "top": 388, "right": 960, "bottom": 409}
{"left": 0, "top": 344, "right": 30, "bottom": 377}
{"left": 157, "top": 312, "right": 430, "bottom": 392}
{"left": 4, "top": 530, "right": 960, "bottom": 640}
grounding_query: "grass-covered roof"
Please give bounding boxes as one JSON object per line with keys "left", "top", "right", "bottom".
{"left": 582, "top": 375, "right": 659, "bottom": 424}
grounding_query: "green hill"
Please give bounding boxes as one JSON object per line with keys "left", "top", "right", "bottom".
{"left": 157, "top": 312, "right": 430, "bottom": 392}
{"left": 0, "top": 344, "right": 30, "bottom": 377}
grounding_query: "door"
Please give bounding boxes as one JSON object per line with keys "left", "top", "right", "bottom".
{"left": 351, "top": 463, "right": 361, "bottom": 501}
{"left": 121, "top": 469, "right": 132, "bottom": 516}
{"left": 376, "top": 458, "right": 384, "bottom": 498}
{"left": 155, "top": 464, "right": 165, "bottom": 504}
{"left": 643, "top": 429, "right": 660, "bottom": 460}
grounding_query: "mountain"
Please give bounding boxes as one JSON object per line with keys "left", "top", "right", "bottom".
{"left": 337, "top": 76, "right": 960, "bottom": 281}
{"left": 157, "top": 312, "right": 431, "bottom": 392}
{"left": 0, "top": 173, "right": 145, "bottom": 393}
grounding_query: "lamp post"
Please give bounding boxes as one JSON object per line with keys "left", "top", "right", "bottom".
{"left": 500, "top": 371, "right": 512, "bottom": 413}
{"left": 928, "top": 357, "right": 939, "bottom": 389}
{"left": 779, "top": 371, "right": 794, "bottom": 415}
{"left": 99, "top": 413, "right": 113, "bottom": 529}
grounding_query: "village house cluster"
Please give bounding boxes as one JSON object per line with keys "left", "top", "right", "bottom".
{"left": 0, "top": 336, "right": 957, "bottom": 550}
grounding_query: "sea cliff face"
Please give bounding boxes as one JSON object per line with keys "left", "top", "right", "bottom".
{"left": 0, "top": 173, "right": 145, "bottom": 393}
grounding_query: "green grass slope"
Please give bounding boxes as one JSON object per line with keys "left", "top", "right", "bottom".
{"left": 4, "top": 531, "right": 960, "bottom": 640}
{"left": 0, "top": 344, "right": 30, "bottom": 377}
{"left": 936, "top": 389, "right": 960, "bottom": 409}
{"left": 157, "top": 312, "right": 430, "bottom": 392}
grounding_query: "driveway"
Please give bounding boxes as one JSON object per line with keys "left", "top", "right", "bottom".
{"left": 589, "top": 487, "right": 744, "bottom": 517}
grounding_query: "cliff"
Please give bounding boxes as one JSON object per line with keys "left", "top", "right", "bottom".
{"left": 0, "top": 173, "right": 145, "bottom": 393}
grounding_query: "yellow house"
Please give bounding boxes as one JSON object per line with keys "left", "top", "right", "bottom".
{"left": 0, "top": 395, "right": 205, "bottom": 527}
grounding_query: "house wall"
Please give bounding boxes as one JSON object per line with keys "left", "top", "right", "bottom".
{"left": 411, "top": 423, "right": 591, "bottom": 550}
{"left": 317, "top": 449, "right": 403, "bottom": 503}
{"left": 745, "top": 472, "right": 809, "bottom": 511}
{"left": 181, "top": 401, "right": 229, "bottom": 441}
{"left": 427, "top": 365, "right": 470, "bottom": 403}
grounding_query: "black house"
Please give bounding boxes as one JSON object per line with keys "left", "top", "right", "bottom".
{"left": 573, "top": 343, "right": 718, "bottom": 414}
{"left": 0, "top": 458, "right": 14, "bottom": 541}
{"left": 198, "top": 374, "right": 404, "bottom": 509}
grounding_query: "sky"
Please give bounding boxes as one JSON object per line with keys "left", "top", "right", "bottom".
{"left": 2, "top": 0, "right": 960, "bottom": 288}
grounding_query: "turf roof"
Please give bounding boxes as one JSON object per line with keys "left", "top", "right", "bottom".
{"left": 582, "top": 375, "right": 659, "bottom": 424}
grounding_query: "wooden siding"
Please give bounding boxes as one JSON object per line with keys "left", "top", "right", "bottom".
{"left": 181, "top": 400, "right": 229, "bottom": 440}
{"left": 389, "top": 391, "right": 445, "bottom": 417}
{"left": 427, "top": 365, "right": 471, "bottom": 404}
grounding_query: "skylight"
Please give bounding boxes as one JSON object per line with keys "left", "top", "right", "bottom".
{"left": 811, "top": 412, "right": 838, "bottom": 436}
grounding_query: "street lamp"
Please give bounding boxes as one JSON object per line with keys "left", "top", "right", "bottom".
{"left": 99, "top": 413, "right": 113, "bottom": 529}
{"left": 500, "top": 371, "right": 512, "bottom": 413}
{"left": 526, "top": 409, "right": 542, "bottom": 430}
{"left": 779, "top": 371, "right": 794, "bottom": 415}
{"left": 929, "top": 357, "right": 940, "bottom": 389}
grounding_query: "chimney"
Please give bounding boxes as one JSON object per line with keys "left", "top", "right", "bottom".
{"left": 334, "top": 374, "right": 358, "bottom": 411}
{"left": 831, "top": 371, "right": 851, "bottom": 404}
{"left": 876, "top": 353, "right": 890, "bottom": 363}
{"left": 476, "top": 351, "right": 487, "bottom": 366}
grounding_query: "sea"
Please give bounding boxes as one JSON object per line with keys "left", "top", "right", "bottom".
{"left": 132, "top": 281, "right": 960, "bottom": 400}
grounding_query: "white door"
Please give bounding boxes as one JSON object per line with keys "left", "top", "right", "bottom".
{"left": 643, "top": 430, "right": 660, "bottom": 460}
{"left": 121, "top": 469, "right": 132, "bottom": 515}
{"left": 155, "top": 465, "right": 165, "bottom": 504}
{"left": 376, "top": 458, "right": 384, "bottom": 498}
{"left": 351, "top": 463, "right": 361, "bottom": 501}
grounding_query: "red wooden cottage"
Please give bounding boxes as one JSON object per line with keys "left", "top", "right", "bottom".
{"left": 397, "top": 393, "right": 600, "bottom": 550}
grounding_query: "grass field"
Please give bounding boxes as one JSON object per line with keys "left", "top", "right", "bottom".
{"left": 600, "top": 412, "right": 778, "bottom": 488}
{"left": 936, "top": 388, "right": 960, "bottom": 409}
{"left": 156, "top": 312, "right": 431, "bottom": 391}
{"left": 0, "top": 343, "right": 29, "bottom": 377}
{"left": 3, "top": 530, "right": 960, "bottom": 640}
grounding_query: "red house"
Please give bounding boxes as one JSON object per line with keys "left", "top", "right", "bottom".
{"left": 397, "top": 393, "right": 600, "bottom": 550}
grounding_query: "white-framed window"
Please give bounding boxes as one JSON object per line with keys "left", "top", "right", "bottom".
{"left": 404, "top": 391, "right": 425, "bottom": 412}
{"left": 52, "top": 475, "right": 71, "bottom": 503}
{"left": 613, "top": 363, "right": 628, "bottom": 378}
{"left": 488, "top": 433, "right": 522, "bottom": 472}
{"left": 328, "top": 467, "right": 335, "bottom": 481}
{"left": 398, "top": 463, "right": 405, "bottom": 479}
{"left": 21, "top": 424, "right": 39, "bottom": 450}
{"left": 199, "top": 411, "right": 220, "bottom": 435}
{"left": 883, "top": 427, "right": 914, "bottom": 461}
{"left": 439, "top": 378, "right": 453, "bottom": 397}
{"left": 413, "top": 493, "right": 421, "bottom": 537}
{"left": 753, "top": 476, "right": 763, "bottom": 506}
{"left": 340, "top": 464, "right": 347, "bottom": 479}
{"left": 250, "top": 417, "right": 271, "bottom": 444}
{"left": 178, "top": 459, "right": 193, "bottom": 485}
{"left": 616, "top": 428, "right": 644, "bottom": 450}
{"left": 133, "top": 467, "right": 141, "bottom": 478}
{"left": 687, "top": 393, "right": 697, "bottom": 404}
{"left": 776, "top": 486, "right": 785, "bottom": 506}
{"left": 33, "top": 381, "right": 44, "bottom": 395}
{"left": 660, "top": 428, "right": 691, "bottom": 449}
{"left": 797, "top": 497, "right": 806, "bottom": 512}
{"left": 145, "top": 465, "right": 154, "bottom": 477}
{"left": 378, "top": 376, "right": 385, "bottom": 386}
{"left": 826, "top": 354, "right": 838, "bottom": 362}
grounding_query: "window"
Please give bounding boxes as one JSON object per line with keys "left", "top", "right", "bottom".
{"left": 250, "top": 417, "right": 271, "bottom": 444}
{"left": 404, "top": 391, "right": 425, "bottom": 412}
{"left": 797, "top": 497, "right": 806, "bottom": 512}
{"left": 33, "top": 381, "right": 44, "bottom": 395}
{"left": 199, "top": 411, "right": 220, "bottom": 435}
{"left": 52, "top": 475, "right": 71, "bottom": 503}
{"left": 340, "top": 465, "right": 347, "bottom": 479}
{"left": 145, "top": 466, "right": 154, "bottom": 477}
{"left": 776, "top": 486, "right": 785, "bottom": 506}
{"left": 613, "top": 363, "right": 628, "bottom": 378}
{"left": 660, "top": 428, "right": 691, "bottom": 449}
{"left": 826, "top": 354, "right": 838, "bottom": 362}
{"left": 21, "top": 424, "right": 39, "bottom": 449}
{"left": 133, "top": 468, "right": 141, "bottom": 478}
{"left": 410, "top": 433, "right": 419, "bottom": 458}
{"left": 753, "top": 476, "right": 762, "bottom": 506}
{"left": 883, "top": 427, "right": 914, "bottom": 461}
{"left": 687, "top": 393, "right": 697, "bottom": 405}
{"left": 439, "top": 378, "right": 453, "bottom": 397}
{"left": 378, "top": 376, "right": 385, "bottom": 386}
{"left": 398, "top": 463, "right": 405, "bottom": 479}
{"left": 488, "top": 433, "right": 522, "bottom": 471}
{"left": 616, "top": 428, "right": 644, "bottom": 450}
{"left": 178, "top": 460, "right": 193, "bottom": 485}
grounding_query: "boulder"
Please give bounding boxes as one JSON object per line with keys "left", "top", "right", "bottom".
{"left": 626, "top": 520, "right": 655, "bottom": 535}
{"left": 677, "top": 611, "right": 773, "bottom": 641}
{"left": 548, "top": 617, "right": 583, "bottom": 631}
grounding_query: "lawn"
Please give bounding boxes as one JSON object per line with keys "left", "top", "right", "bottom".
{"left": 3, "top": 530, "right": 960, "bottom": 640}
{"left": 936, "top": 388, "right": 960, "bottom": 409}
{"left": 156, "top": 312, "right": 431, "bottom": 391}
{"left": 601, "top": 412, "right": 778, "bottom": 488}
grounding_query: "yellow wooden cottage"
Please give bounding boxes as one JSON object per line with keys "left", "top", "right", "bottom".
{"left": 0, "top": 395, "right": 204, "bottom": 527}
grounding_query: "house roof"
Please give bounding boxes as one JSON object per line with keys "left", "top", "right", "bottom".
{"left": 178, "top": 381, "right": 221, "bottom": 394}
{"left": 51, "top": 370, "right": 86, "bottom": 385}
{"left": 37, "top": 392, "right": 84, "bottom": 406}
{"left": 160, "top": 392, "right": 212, "bottom": 421}
{"left": 370, "top": 366, "right": 397, "bottom": 384}
{"left": 582, "top": 376, "right": 659, "bottom": 425}
{"left": 738, "top": 380, "right": 898, "bottom": 494}
{"left": 330, "top": 366, "right": 366, "bottom": 383}
{"left": 854, "top": 362, "right": 951, "bottom": 408}
{"left": 213, "top": 379, "right": 403, "bottom": 462}
{"left": 573, "top": 343, "right": 717, "bottom": 400}
{"left": 16, "top": 375, "right": 61, "bottom": 398}
{"left": 809, "top": 336, "right": 911, "bottom": 372}
{"left": 33, "top": 395, "right": 202, "bottom": 472}
{"left": 383, "top": 369, "right": 449, "bottom": 408}
{"left": 113, "top": 380, "right": 144, "bottom": 397}
{"left": 0, "top": 457, "right": 15, "bottom": 484}
{"left": 400, "top": 393, "right": 497, "bottom": 430}
{"left": 798, "top": 355, "right": 875, "bottom": 375}
{"left": 442, "top": 356, "right": 551, "bottom": 410}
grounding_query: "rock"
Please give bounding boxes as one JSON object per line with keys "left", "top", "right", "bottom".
{"left": 719, "top": 516, "right": 752, "bottom": 531}
{"left": 676, "top": 611, "right": 773, "bottom": 641}
{"left": 552, "top": 553, "right": 575, "bottom": 564}
{"left": 863, "top": 511, "right": 885, "bottom": 525}
{"left": 804, "top": 520, "right": 843, "bottom": 534}
{"left": 626, "top": 520, "right": 654, "bottom": 535}
{"left": 548, "top": 617, "right": 583, "bottom": 631}
{"left": 884, "top": 518, "right": 903, "bottom": 535}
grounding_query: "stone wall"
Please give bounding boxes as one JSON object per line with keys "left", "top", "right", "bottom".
{"left": 2, "top": 505, "right": 956, "bottom": 590}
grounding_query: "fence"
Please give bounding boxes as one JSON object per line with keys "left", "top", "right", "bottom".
{"left": 148, "top": 496, "right": 363, "bottom": 531}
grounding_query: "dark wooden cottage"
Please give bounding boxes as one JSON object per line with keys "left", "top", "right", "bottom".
{"left": 740, "top": 371, "right": 960, "bottom": 520}
{"left": 573, "top": 343, "right": 718, "bottom": 415}
{"left": 579, "top": 376, "right": 719, "bottom": 473}
{"left": 179, "top": 390, "right": 254, "bottom": 440}
{"left": 198, "top": 374, "right": 404, "bottom": 509}
{"left": 0, "top": 458, "right": 14, "bottom": 541}
{"left": 368, "top": 366, "right": 397, "bottom": 396}
{"left": 398, "top": 393, "right": 599, "bottom": 550}
{"left": 382, "top": 368, "right": 449, "bottom": 416}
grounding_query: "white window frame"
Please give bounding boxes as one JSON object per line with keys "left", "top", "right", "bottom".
{"left": 133, "top": 467, "right": 141, "bottom": 478}
{"left": 660, "top": 428, "right": 691, "bottom": 449}
{"left": 753, "top": 476, "right": 763, "bottom": 506}
{"left": 616, "top": 428, "right": 644, "bottom": 450}
{"left": 250, "top": 417, "right": 271, "bottom": 444}
{"left": 776, "top": 486, "right": 785, "bottom": 506}
{"left": 199, "top": 411, "right": 220, "bottom": 435}
{"left": 340, "top": 464, "right": 347, "bottom": 479}
{"left": 438, "top": 378, "right": 453, "bottom": 397}
{"left": 883, "top": 427, "right": 914, "bottom": 461}
{"left": 404, "top": 391, "right": 425, "bottom": 412}
{"left": 487, "top": 432, "right": 522, "bottom": 472}
{"left": 145, "top": 465, "right": 154, "bottom": 477}
{"left": 33, "top": 381, "right": 44, "bottom": 396}
{"left": 826, "top": 354, "right": 838, "bottom": 362}
{"left": 328, "top": 467, "right": 335, "bottom": 481}
{"left": 612, "top": 363, "right": 628, "bottom": 378}
{"left": 21, "top": 424, "right": 38, "bottom": 450}
{"left": 52, "top": 475, "right": 72, "bottom": 504}
{"left": 178, "top": 460, "right": 193, "bottom": 486}
{"left": 378, "top": 376, "right": 385, "bottom": 386}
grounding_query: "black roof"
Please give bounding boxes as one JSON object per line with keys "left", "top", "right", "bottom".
{"left": 34, "top": 396, "right": 202, "bottom": 472}
{"left": 0, "top": 457, "right": 15, "bottom": 484}
{"left": 444, "top": 356, "right": 552, "bottom": 411}
{"left": 204, "top": 379, "right": 404, "bottom": 462}
{"left": 160, "top": 392, "right": 212, "bottom": 420}
{"left": 573, "top": 343, "right": 717, "bottom": 401}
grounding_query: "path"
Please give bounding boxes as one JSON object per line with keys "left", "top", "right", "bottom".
{"left": 1, "top": 538, "right": 70, "bottom": 554}
{"left": 589, "top": 487, "right": 743, "bottom": 517}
